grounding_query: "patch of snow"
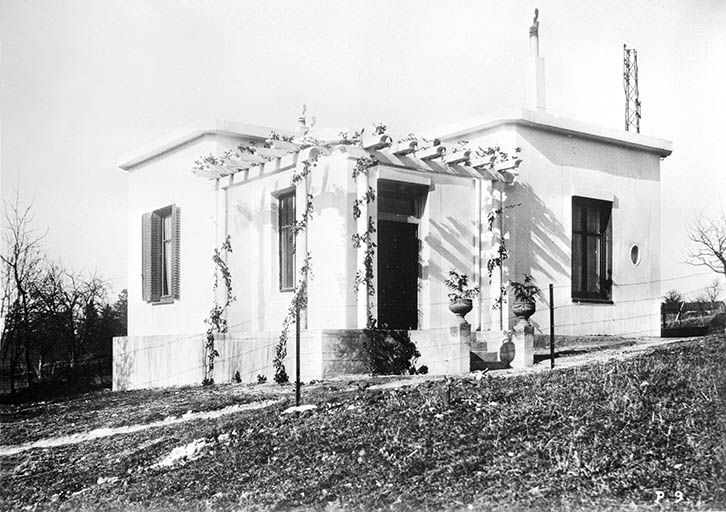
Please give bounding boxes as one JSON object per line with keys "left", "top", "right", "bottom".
{"left": 0, "top": 399, "right": 278, "bottom": 457}
{"left": 97, "top": 476, "right": 119, "bottom": 485}
{"left": 282, "top": 404, "right": 317, "bottom": 414}
{"left": 153, "top": 438, "right": 210, "bottom": 468}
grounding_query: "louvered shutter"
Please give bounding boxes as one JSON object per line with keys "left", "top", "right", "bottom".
{"left": 141, "top": 213, "right": 152, "bottom": 302}
{"left": 150, "top": 212, "right": 162, "bottom": 303}
{"left": 171, "top": 205, "right": 181, "bottom": 299}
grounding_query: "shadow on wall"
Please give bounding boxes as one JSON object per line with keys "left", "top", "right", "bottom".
{"left": 428, "top": 217, "right": 476, "bottom": 285}
{"left": 112, "top": 337, "right": 133, "bottom": 391}
{"left": 510, "top": 181, "right": 569, "bottom": 312}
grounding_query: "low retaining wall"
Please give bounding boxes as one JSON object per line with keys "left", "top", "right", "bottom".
{"left": 113, "top": 334, "right": 204, "bottom": 391}
{"left": 410, "top": 328, "right": 470, "bottom": 375}
{"left": 113, "top": 326, "right": 473, "bottom": 390}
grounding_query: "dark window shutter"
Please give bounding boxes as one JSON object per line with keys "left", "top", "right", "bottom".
{"left": 171, "top": 205, "right": 181, "bottom": 299}
{"left": 141, "top": 213, "right": 152, "bottom": 302}
{"left": 150, "top": 212, "right": 162, "bottom": 303}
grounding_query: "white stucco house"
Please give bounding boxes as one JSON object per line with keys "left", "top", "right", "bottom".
{"left": 113, "top": 25, "right": 672, "bottom": 390}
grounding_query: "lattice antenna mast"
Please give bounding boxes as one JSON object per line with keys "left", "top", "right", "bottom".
{"left": 623, "top": 44, "right": 641, "bottom": 133}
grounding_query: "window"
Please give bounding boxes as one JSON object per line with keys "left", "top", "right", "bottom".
{"left": 630, "top": 245, "right": 641, "bottom": 266}
{"left": 278, "top": 192, "right": 295, "bottom": 291}
{"left": 142, "top": 205, "right": 180, "bottom": 303}
{"left": 161, "top": 213, "right": 172, "bottom": 296}
{"left": 571, "top": 197, "right": 612, "bottom": 301}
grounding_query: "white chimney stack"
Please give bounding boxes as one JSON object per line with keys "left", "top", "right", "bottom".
{"left": 526, "top": 9, "right": 546, "bottom": 111}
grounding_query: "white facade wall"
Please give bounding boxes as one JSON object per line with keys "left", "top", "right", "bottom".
{"left": 225, "top": 168, "right": 298, "bottom": 332}
{"left": 455, "top": 124, "right": 663, "bottom": 336}
{"left": 222, "top": 148, "right": 482, "bottom": 334}
{"left": 119, "top": 115, "right": 670, "bottom": 392}
{"left": 126, "top": 135, "right": 248, "bottom": 337}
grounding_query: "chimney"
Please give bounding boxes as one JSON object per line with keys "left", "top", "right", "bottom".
{"left": 297, "top": 104, "right": 310, "bottom": 135}
{"left": 297, "top": 115, "right": 307, "bottom": 135}
{"left": 526, "top": 8, "right": 546, "bottom": 111}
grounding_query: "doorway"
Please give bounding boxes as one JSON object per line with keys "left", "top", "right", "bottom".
{"left": 377, "top": 220, "right": 419, "bottom": 329}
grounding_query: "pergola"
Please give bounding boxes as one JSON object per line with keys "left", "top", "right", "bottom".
{"left": 190, "top": 133, "right": 520, "bottom": 184}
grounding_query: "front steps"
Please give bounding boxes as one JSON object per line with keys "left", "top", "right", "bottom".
{"left": 470, "top": 331, "right": 509, "bottom": 371}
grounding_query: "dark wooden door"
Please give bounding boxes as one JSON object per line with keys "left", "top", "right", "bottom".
{"left": 377, "top": 221, "right": 418, "bottom": 329}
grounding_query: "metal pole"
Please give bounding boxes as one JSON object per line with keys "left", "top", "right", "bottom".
{"left": 549, "top": 283, "right": 555, "bottom": 369}
{"left": 295, "top": 301, "right": 301, "bottom": 406}
{"left": 498, "top": 182, "right": 504, "bottom": 331}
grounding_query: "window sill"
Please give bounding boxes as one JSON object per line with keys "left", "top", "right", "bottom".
{"left": 151, "top": 296, "right": 175, "bottom": 306}
{"left": 279, "top": 288, "right": 295, "bottom": 293}
{"left": 572, "top": 298, "right": 614, "bottom": 305}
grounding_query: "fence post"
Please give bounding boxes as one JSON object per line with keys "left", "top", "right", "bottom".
{"left": 295, "top": 301, "right": 301, "bottom": 407}
{"left": 549, "top": 283, "right": 555, "bottom": 369}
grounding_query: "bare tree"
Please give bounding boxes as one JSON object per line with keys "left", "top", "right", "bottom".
{"left": 701, "top": 279, "right": 723, "bottom": 303}
{"left": 663, "top": 289, "right": 683, "bottom": 310}
{"left": 687, "top": 210, "right": 726, "bottom": 279}
{"left": 0, "top": 193, "right": 46, "bottom": 391}
{"left": 34, "top": 262, "right": 108, "bottom": 367}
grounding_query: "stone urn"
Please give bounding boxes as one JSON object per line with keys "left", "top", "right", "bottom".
{"left": 511, "top": 300, "right": 536, "bottom": 321}
{"left": 449, "top": 298, "right": 473, "bottom": 324}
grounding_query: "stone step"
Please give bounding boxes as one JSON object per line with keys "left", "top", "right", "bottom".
{"left": 470, "top": 350, "right": 501, "bottom": 371}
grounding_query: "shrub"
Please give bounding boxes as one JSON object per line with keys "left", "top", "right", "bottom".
{"left": 360, "top": 329, "right": 420, "bottom": 375}
{"left": 662, "top": 314, "right": 715, "bottom": 337}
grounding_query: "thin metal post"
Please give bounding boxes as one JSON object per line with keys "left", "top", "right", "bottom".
{"left": 549, "top": 283, "right": 555, "bottom": 369}
{"left": 498, "top": 182, "right": 504, "bottom": 331}
{"left": 295, "top": 302, "right": 301, "bottom": 406}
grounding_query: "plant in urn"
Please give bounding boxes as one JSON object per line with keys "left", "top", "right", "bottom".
{"left": 444, "top": 269, "right": 480, "bottom": 325}
{"left": 509, "top": 274, "right": 541, "bottom": 322}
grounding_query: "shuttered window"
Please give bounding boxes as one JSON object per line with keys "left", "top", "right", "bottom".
{"left": 142, "top": 205, "right": 180, "bottom": 303}
{"left": 279, "top": 192, "right": 295, "bottom": 291}
{"left": 571, "top": 197, "right": 612, "bottom": 301}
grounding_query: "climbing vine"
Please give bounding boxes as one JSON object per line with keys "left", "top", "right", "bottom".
{"left": 352, "top": 216, "right": 377, "bottom": 294}
{"left": 273, "top": 156, "right": 318, "bottom": 384}
{"left": 273, "top": 252, "right": 312, "bottom": 384}
{"left": 202, "top": 235, "right": 236, "bottom": 386}
{"left": 268, "top": 131, "right": 294, "bottom": 142}
{"left": 351, "top": 141, "right": 380, "bottom": 330}
{"left": 193, "top": 118, "right": 525, "bottom": 375}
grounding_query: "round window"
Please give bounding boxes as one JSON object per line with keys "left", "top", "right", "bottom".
{"left": 630, "top": 245, "right": 641, "bottom": 266}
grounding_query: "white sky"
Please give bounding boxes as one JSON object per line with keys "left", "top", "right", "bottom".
{"left": 1, "top": 0, "right": 725, "bottom": 299}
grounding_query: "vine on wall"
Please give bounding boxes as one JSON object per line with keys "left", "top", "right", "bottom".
{"left": 351, "top": 149, "right": 379, "bottom": 330}
{"left": 202, "top": 235, "right": 236, "bottom": 386}
{"left": 479, "top": 146, "right": 522, "bottom": 312}
{"left": 193, "top": 122, "right": 525, "bottom": 377}
{"left": 273, "top": 156, "right": 318, "bottom": 384}
{"left": 273, "top": 252, "right": 311, "bottom": 384}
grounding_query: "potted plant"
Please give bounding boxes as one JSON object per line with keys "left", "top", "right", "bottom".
{"left": 509, "top": 273, "right": 541, "bottom": 320}
{"left": 444, "top": 269, "right": 480, "bottom": 324}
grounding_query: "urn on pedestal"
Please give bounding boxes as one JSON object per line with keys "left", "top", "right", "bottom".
{"left": 444, "top": 269, "right": 480, "bottom": 325}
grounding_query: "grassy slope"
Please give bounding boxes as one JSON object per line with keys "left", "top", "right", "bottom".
{"left": 0, "top": 385, "right": 279, "bottom": 445}
{"left": 1, "top": 336, "right": 724, "bottom": 511}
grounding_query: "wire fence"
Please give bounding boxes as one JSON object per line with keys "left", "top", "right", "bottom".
{"left": 0, "top": 356, "right": 112, "bottom": 395}
{"left": 14, "top": 270, "right": 716, "bottom": 391}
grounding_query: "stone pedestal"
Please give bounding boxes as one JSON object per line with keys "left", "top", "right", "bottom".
{"left": 448, "top": 322, "right": 472, "bottom": 374}
{"left": 510, "top": 318, "right": 534, "bottom": 368}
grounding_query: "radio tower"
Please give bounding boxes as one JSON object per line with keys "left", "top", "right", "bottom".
{"left": 623, "top": 44, "right": 641, "bottom": 133}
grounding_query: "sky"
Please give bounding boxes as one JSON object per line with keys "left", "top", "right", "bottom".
{"left": 1, "top": 0, "right": 725, "bottom": 300}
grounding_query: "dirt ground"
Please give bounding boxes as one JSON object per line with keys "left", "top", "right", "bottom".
{"left": 0, "top": 335, "right": 697, "bottom": 452}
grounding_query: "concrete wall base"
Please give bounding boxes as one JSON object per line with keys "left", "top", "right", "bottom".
{"left": 113, "top": 326, "right": 478, "bottom": 390}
